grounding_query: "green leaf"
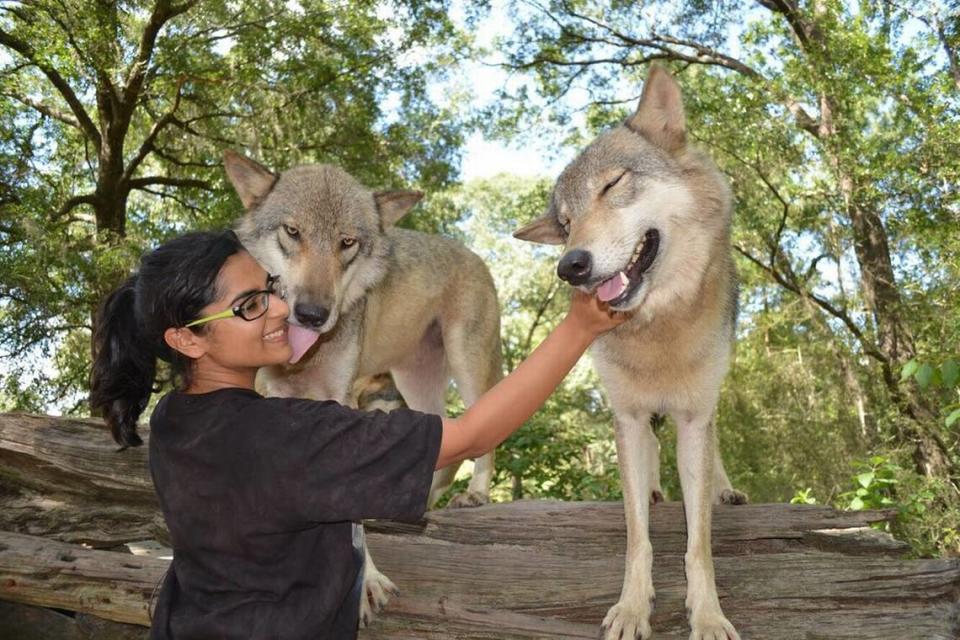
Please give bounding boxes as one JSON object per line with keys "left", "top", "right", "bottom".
{"left": 857, "top": 471, "right": 875, "bottom": 488}
{"left": 946, "top": 408, "right": 960, "bottom": 428}
{"left": 900, "top": 359, "right": 919, "bottom": 381}
{"left": 915, "top": 363, "right": 935, "bottom": 389}
{"left": 941, "top": 359, "right": 959, "bottom": 389}
{"left": 849, "top": 497, "right": 865, "bottom": 510}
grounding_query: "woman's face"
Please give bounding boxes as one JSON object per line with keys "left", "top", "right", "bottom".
{"left": 192, "top": 251, "right": 292, "bottom": 371}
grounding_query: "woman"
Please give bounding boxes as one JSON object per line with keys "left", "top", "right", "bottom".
{"left": 90, "top": 229, "right": 627, "bottom": 639}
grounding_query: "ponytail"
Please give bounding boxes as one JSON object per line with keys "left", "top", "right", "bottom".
{"left": 90, "top": 276, "right": 153, "bottom": 448}
{"left": 88, "top": 229, "right": 245, "bottom": 449}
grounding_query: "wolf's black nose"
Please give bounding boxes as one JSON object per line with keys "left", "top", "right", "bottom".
{"left": 294, "top": 302, "right": 330, "bottom": 328}
{"left": 558, "top": 249, "right": 592, "bottom": 285}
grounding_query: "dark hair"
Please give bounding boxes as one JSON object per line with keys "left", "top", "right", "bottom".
{"left": 90, "top": 230, "right": 245, "bottom": 448}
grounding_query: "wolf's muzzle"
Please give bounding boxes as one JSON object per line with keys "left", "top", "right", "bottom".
{"left": 558, "top": 249, "right": 592, "bottom": 285}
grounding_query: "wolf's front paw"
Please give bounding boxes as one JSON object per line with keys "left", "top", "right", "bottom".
{"left": 358, "top": 567, "right": 399, "bottom": 628}
{"left": 688, "top": 610, "right": 739, "bottom": 640}
{"left": 717, "top": 488, "right": 748, "bottom": 505}
{"left": 601, "top": 598, "right": 654, "bottom": 640}
{"left": 446, "top": 490, "right": 489, "bottom": 508}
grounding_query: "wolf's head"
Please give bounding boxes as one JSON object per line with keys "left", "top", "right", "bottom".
{"left": 225, "top": 152, "right": 421, "bottom": 340}
{"left": 514, "top": 65, "right": 731, "bottom": 318}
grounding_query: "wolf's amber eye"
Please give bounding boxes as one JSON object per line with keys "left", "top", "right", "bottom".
{"left": 282, "top": 224, "right": 300, "bottom": 239}
{"left": 340, "top": 237, "right": 357, "bottom": 250}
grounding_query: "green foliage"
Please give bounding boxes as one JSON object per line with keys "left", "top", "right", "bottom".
{"left": 799, "top": 454, "right": 960, "bottom": 557}
{"left": 0, "top": 0, "right": 473, "bottom": 412}
{"left": 901, "top": 357, "right": 960, "bottom": 427}
{"left": 838, "top": 456, "right": 899, "bottom": 511}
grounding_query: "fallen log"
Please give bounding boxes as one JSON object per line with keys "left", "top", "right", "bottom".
{"left": 2, "top": 412, "right": 959, "bottom": 638}
{"left": 0, "top": 413, "right": 158, "bottom": 548}
{"left": 1, "top": 501, "right": 958, "bottom": 639}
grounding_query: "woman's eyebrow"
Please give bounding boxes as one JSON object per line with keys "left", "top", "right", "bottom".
{"left": 230, "top": 273, "right": 273, "bottom": 305}
{"left": 228, "top": 273, "right": 271, "bottom": 305}
{"left": 228, "top": 287, "right": 259, "bottom": 305}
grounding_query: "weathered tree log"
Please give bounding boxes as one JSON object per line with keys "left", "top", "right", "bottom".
{"left": 0, "top": 413, "right": 159, "bottom": 547}
{"left": 1, "top": 501, "right": 959, "bottom": 639}
{"left": 2, "top": 412, "right": 959, "bottom": 638}
{"left": 0, "top": 600, "right": 149, "bottom": 640}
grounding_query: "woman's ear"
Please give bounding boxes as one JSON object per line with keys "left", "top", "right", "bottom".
{"left": 164, "top": 327, "right": 208, "bottom": 360}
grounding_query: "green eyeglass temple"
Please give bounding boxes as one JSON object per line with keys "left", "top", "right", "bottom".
{"left": 185, "top": 307, "right": 241, "bottom": 328}
{"left": 184, "top": 275, "right": 281, "bottom": 328}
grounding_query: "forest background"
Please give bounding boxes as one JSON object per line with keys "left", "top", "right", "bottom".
{"left": 1, "top": 0, "right": 957, "bottom": 557}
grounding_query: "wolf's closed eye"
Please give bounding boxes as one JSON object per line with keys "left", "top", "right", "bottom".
{"left": 601, "top": 171, "right": 628, "bottom": 196}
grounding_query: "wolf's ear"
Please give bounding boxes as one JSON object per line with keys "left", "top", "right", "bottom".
{"left": 374, "top": 190, "right": 423, "bottom": 227}
{"left": 626, "top": 65, "right": 686, "bottom": 154}
{"left": 223, "top": 150, "right": 278, "bottom": 210}
{"left": 513, "top": 212, "right": 565, "bottom": 245}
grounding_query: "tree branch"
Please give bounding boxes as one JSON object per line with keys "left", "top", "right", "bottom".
{"left": 0, "top": 28, "right": 102, "bottom": 148}
{"left": 55, "top": 194, "right": 98, "bottom": 220}
{"left": 122, "top": 0, "right": 199, "bottom": 110}
{"left": 734, "top": 244, "right": 887, "bottom": 364}
{"left": 3, "top": 92, "right": 81, "bottom": 129}
{"left": 505, "top": 3, "right": 822, "bottom": 137}
{"left": 128, "top": 176, "right": 211, "bottom": 190}
{"left": 136, "top": 186, "right": 205, "bottom": 217}
{"left": 756, "top": 0, "right": 813, "bottom": 51}
{"left": 122, "top": 77, "right": 186, "bottom": 183}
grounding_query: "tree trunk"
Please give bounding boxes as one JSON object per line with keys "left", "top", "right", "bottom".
{"left": 763, "top": 1, "right": 956, "bottom": 485}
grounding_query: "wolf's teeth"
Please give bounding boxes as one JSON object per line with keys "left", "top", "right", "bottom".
{"left": 619, "top": 272, "right": 629, "bottom": 287}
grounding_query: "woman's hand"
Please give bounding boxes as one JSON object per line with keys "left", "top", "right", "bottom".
{"left": 562, "top": 289, "right": 632, "bottom": 339}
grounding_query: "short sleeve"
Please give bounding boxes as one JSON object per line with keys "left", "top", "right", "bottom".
{"left": 245, "top": 398, "right": 442, "bottom": 524}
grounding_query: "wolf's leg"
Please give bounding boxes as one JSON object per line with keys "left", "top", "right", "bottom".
{"left": 647, "top": 414, "right": 666, "bottom": 504}
{"left": 602, "top": 411, "right": 656, "bottom": 640}
{"left": 357, "top": 530, "right": 398, "bottom": 628}
{"left": 675, "top": 409, "right": 740, "bottom": 640}
{"left": 710, "top": 425, "right": 747, "bottom": 505}
{"left": 442, "top": 315, "right": 503, "bottom": 509}
{"left": 392, "top": 347, "right": 458, "bottom": 509}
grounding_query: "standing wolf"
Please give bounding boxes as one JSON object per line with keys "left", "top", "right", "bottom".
{"left": 223, "top": 151, "right": 503, "bottom": 626}
{"left": 514, "top": 66, "right": 745, "bottom": 639}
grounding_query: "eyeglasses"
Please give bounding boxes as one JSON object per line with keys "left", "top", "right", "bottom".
{"left": 185, "top": 275, "right": 283, "bottom": 328}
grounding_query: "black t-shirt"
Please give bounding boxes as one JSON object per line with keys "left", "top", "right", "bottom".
{"left": 147, "top": 388, "right": 442, "bottom": 640}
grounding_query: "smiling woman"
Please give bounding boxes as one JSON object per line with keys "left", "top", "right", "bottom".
{"left": 163, "top": 252, "right": 293, "bottom": 395}
{"left": 85, "top": 228, "right": 627, "bottom": 640}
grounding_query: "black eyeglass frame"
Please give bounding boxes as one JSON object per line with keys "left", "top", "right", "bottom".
{"left": 184, "top": 274, "right": 283, "bottom": 328}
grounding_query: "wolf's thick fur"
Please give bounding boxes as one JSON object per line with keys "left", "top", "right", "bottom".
{"left": 224, "top": 152, "right": 503, "bottom": 626}
{"left": 514, "top": 66, "right": 745, "bottom": 639}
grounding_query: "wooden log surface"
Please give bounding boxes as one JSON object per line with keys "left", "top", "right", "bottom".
{"left": 0, "top": 413, "right": 158, "bottom": 548}
{"left": 1, "top": 501, "right": 958, "bottom": 638}
{"left": 1, "top": 412, "right": 959, "bottom": 638}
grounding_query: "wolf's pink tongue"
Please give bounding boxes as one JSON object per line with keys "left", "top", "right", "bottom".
{"left": 287, "top": 324, "right": 321, "bottom": 364}
{"left": 597, "top": 272, "right": 628, "bottom": 302}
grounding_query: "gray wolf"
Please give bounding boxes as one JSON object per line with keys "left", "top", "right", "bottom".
{"left": 514, "top": 65, "right": 746, "bottom": 639}
{"left": 224, "top": 151, "right": 504, "bottom": 626}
